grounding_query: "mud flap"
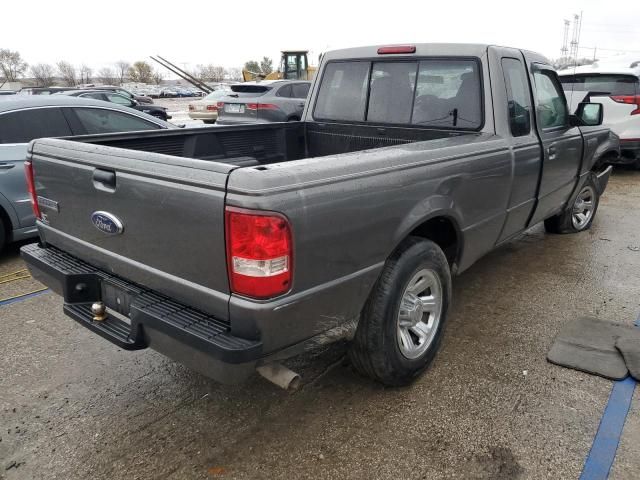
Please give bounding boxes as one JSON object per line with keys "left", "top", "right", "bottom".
{"left": 595, "top": 165, "right": 613, "bottom": 195}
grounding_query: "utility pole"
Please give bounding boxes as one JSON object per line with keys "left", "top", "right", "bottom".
{"left": 561, "top": 19, "right": 570, "bottom": 59}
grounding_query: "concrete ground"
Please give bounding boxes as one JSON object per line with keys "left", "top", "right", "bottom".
{"left": 1, "top": 170, "right": 639, "bottom": 479}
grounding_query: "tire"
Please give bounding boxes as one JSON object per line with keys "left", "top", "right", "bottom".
{"left": 349, "top": 237, "right": 452, "bottom": 386}
{"left": 203, "top": 120, "right": 216, "bottom": 124}
{"left": 544, "top": 172, "right": 600, "bottom": 234}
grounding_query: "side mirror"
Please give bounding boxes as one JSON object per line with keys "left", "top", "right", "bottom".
{"left": 131, "top": 99, "right": 139, "bottom": 107}
{"left": 575, "top": 102, "right": 603, "bottom": 126}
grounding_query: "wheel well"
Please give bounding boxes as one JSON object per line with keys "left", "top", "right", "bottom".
{"left": 0, "top": 206, "right": 11, "bottom": 241}
{"left": 287, "top": 116, "right": 300, "bottom": 122}
{"left": 594, "top": 150, "right": 619, "bottom": 170}
{"left": 409, "top": 217, "right": 459, "bottom": 268}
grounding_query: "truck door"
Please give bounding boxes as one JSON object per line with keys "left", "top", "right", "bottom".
{"left": 527, "top": 64, "right": 583, "bottom": 224}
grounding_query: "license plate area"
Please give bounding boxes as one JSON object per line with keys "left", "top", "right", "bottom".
{"left": 225, "top": 104, "right": 244, "bottom": 113}
{"left": 100, "top": 280, "right": 135, "bottom": 322}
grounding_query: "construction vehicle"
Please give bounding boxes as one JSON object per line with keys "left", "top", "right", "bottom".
{"left": 242, "top": 50, "right": 318, "bottom": 82}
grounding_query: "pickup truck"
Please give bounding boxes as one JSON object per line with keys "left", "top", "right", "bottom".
{"left": 22, "top": 44, "right": 618, "bottom": 387}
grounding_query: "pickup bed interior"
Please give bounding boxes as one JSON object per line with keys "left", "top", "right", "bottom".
{"left": 73, "top": 122, "right": 475, "bottom": 168}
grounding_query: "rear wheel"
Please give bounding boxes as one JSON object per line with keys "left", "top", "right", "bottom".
{"left": 0, "top": 218, "right": 6, "bottom": 253}
{"left": 544, "top": 173, "right": 600, "bottom": 234}
{"left": 349, "top": 237, "right": 451, "bottom": 386}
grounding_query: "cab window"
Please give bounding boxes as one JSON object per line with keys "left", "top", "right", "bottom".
{"left": 533, "top": 70, "right": 568, "bottom": 129}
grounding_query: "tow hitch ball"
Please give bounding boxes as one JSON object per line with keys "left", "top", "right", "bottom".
{"left": 91, "top": 302, "right": 107, "bottom": 321}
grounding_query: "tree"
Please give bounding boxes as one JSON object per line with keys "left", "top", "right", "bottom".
{"left": 244, "top": 60, "right": 261, "bottom": 74}
{"left": 128, "top": 61, "right": 153, "bottom": 83}
{"left": 260, "top": 56, "right": 273, "bottom": 75}
{"left": 30, "top": 63, "right": 55, "bottom": 86}
{"left": 97, "top": 67, "right": 117, "bottom": 85}
{"left": 196, "top": 64, "right": 226, "bottom": 82}
{"left": 151, "top": 68, "right": 164, "bottom": 85}
{"left": 227, "top": 68, "right": 242, "bottom": 81}
{"left": 0, "top": 49, "right": 28, "bottom": 82}
{"left": 56, "top": 61, "right": 77, "bottom": 86}
{"left": 78, "top": 64, "right": 92, "bottom": 84}
{"left": 114, "top": 60, "right": 130, "bottom": 85}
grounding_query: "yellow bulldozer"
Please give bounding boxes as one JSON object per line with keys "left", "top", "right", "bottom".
{"left": 242, "top": 50, "right": 318, "bottom": 82}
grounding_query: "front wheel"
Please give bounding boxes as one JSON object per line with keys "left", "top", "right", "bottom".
{"left": 544, "top": 173, "right": 600, "bottom": 234}
{"left": 349, "top": 237, "right": 451, "bottom": 386}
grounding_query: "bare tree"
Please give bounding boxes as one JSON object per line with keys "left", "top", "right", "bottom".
{"left": 78, "top": 64, "right": 93, "bottom": 84}
{"left": 56, "top": 61, "right": 77, "bottom": 86}
{"left": 227, "top": 67, "right": 242, "bottom": 81}
{"left": 114, "top": 60, "right": 130, "bottom": 85}
{"left": 196, "top": 64, "right": 227, "bottom": 82}
{"left": 98, "top": 67, "right": 117, "bottom": 85}
{"left": 151, "top": 68, "right": 164, "bottom": 85}
{"left": 30, "top": 63, "right": 55, "bottom": 86}
{"left": 0, "top": 49, "right": 28, "bottom": 82}
{"left": 128, "top": 61, "right": 153, "bottom": 83}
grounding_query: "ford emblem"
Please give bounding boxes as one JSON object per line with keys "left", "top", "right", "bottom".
{"left": 91, "top": 211, "right": 124, "bottom": 235}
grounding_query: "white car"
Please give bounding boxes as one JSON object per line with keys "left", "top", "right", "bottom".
{"left": 559, "top": 60, "right": 640, "bottom": 167}
{"left": 187, "top": 89, "right": 230, "bottom": 124}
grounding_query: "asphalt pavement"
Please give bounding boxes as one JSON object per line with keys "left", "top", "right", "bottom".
{"left": 1, "top": 169, "right": 639, "bottom": 479}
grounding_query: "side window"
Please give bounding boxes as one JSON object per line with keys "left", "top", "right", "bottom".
{"left": 0, "top": 108, "right": 72, "bottom": 144}
{"left": 106, "top": 93, "right": 132, "bottom": 106}
{"left": 291, "top": 83, "right": 310, "bottom": 99}
{"left": 314, "top": 61, "right": 370, "bottom": 121}
{"left": 533, "top": 70, "right": 568, "bottom": 129}
{"left": 412, "top": 60, "right": 482, "bottom": 128}
{"left": 72, "top": 108, "right": 162, "bottom": 134}
{"left": 367, "top": 61, "right": 417, "bottom": 124}
{"left": 81, "top": 92, "right": 106, "bottom": 100}
{"left": 501, "top": 58, "right": 532, "bottom": 136}
{"left": 276, "top": 85, "right": 292, "bottom": 98}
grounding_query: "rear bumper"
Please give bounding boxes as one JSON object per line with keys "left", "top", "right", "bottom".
{"left": 620, "top": 139, "right": 640, "bottom": 161}
{"left": 21, "top": 243, "right": 262, "bottom": 383}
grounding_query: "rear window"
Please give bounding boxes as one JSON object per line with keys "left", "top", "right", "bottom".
{"left": 313, "top": 59, "right": 482, "bottom": 129}
{"left": 229, "top": 84, "right": 272, "bottom": 97}
{"left": 559, "top": 74, "right": 638, "bottom": 95}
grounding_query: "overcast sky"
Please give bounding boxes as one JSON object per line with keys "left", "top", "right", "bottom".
{"left": 2, "top": 0, "right": 639, "bottom": 74}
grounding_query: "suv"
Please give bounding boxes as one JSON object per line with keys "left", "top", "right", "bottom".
{"left": 560, "top": 63, "right": 640, "bottom": 167}
{"left": 216, "top": 80, "right": 310, "bottom": 124}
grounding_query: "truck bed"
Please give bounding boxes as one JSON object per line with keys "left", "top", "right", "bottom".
{"left": 70, "top": 122, "right": 474, "bottom": 167}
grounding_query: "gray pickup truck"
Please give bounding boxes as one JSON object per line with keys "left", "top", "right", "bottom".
{"left": 22, "top": 44, "right": 618, "bottom": 387}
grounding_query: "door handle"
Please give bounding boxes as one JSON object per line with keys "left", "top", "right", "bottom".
{"left": 93, "top": 168, "right": 116, "bottom": 191}
{"left": 0, "top": 162, "right": 15, "bottom": 170}
{"left": 547, "top": 145, "right": 557, "bottom": 160}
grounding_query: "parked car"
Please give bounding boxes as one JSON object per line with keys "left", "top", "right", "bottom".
{"left": 91, "top": 85, "right": 154, "bottom": 105}
{"left": 23, "top": 44, "right": 617, "bottom": 389}
{"left": 559, "top": 63, "right": 639, "bottom": 167}
{"left": 58, "top": 90, "right": 171, "bottom": 121}
{"left": 188, "top": 89, "right": 230, "bottom": 123}
{"left": 0, "top": 96, "right": 173, "bottom": 252}
{"left": 0, "top": 91, "right": 16, "bottom": 96}
{"left": 19, "top": 87, "right": 78, "bottom": 95}
{"left": 216, "top": 80, "right": 310, "bottom": 124}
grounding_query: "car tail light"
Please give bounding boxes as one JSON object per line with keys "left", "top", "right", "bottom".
{"left": 225, "top": 207, "right": 292, "bottom": 299}
{"left": 24, "top": 160, "right": 41, "bottom": 219}
{"left": 246, "top": 103, "right": 279, "bottom": 110}
{"left": 206, "top": 104, "right": 218, "bottom": 111}
{"left": 611, "top": 95, "right": 640, "bottom": 115}
{"left": 217, "top": 101, "right": 224, "bottom": 109}
{"left": 377, "top": 45, "right": 416, "bottom": 55}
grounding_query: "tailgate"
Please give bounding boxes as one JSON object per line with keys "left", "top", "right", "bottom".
{"left": 28, "top": 138, "right": 234, "bottom": 319}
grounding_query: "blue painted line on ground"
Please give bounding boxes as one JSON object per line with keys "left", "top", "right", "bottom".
{"left": 579, "top": 310, "right": 640, "bottom": 480}
{"left": 0, "top": 288, "right": 50, "bottom": 307}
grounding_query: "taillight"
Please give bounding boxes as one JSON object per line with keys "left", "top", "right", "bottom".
{"left": 611, "top": 95, "right": 640, "bottom": 115}
{"left": 217, "top": 101, "right": 224, "bottom": 109}
{"left": 206, "top": 104, "right": 218, "bottom": 111}
{"left": 377, "top": 45, "right": 416, "bottom": 55}
{"left": 24, "top": 160, "right": 41, "bottom": 219}
{"left": 246, "top": 103, "right": 279, "bottom": 111}
{"left": 225, "top": 208, "right": 292, "bottom": 299}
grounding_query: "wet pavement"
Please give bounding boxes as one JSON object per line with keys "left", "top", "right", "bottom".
{"left": 1, "top": 169, "right": 639, "bottom": 479}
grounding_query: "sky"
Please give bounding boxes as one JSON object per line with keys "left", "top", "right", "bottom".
{"left": 1, "top": 0, "right": 639, "bottom": 75}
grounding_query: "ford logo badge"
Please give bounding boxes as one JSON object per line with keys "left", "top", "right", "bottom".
{"left": 91, "top": 211, "right": 124, "bottom": 235}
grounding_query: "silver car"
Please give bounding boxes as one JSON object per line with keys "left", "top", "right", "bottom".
{"left": 0, "top": 96, "right": 173, "bottom": 251}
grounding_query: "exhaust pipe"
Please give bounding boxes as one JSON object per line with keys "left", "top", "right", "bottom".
{"left": 256, "top": 363, "right": 301, "bottom": 390}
